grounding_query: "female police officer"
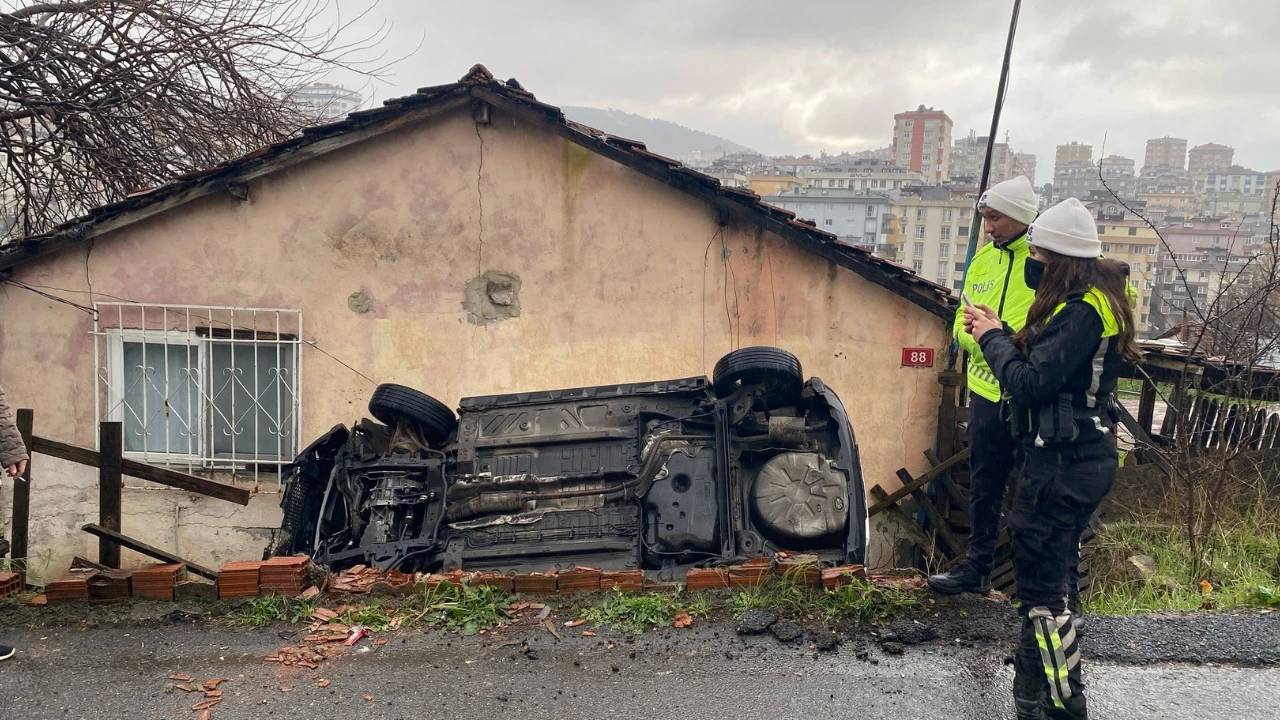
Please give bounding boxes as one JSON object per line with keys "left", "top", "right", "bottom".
{"left": 964, "top": 197, "right": 1141, "bottom": 720}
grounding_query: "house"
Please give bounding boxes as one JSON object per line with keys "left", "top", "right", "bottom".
{"left": 0, "top": 66, "right": 954, "bottom": 577}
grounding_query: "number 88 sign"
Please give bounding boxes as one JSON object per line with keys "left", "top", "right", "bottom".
{"left": 901, "top": 347, "right": 934, "bottom": 367}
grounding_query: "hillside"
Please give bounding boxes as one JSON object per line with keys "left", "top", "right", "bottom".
{"left": 561, "top": 106, "right": 756, "bottom": 157}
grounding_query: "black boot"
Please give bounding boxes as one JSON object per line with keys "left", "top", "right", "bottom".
{"left": 0, "top": 644, "right": 14, "bottom": 661}
{"left": 927, "top": 561, "right": 991, "bottom": 595}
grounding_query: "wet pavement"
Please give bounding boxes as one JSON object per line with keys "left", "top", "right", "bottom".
{"left": 2, "top": 615, "right": 1279, "bottom": 720}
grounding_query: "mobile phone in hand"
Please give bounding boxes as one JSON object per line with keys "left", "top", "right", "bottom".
{"left": 961, "top": 291, "right": 974, "bottom": 308}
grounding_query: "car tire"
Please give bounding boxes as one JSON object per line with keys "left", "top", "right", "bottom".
{"left": 712, "top": 347, "right": 804, "bottom": 405}
{"left": 368, "top": 384, "right": 457, "bottom": 445}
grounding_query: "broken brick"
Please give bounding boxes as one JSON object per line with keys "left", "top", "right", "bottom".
{"left": 169, "top": 674, "right": 195, "bottom": 682}
{"left": 203, "top": 690, "right": 223, "bottom": 699}
{"left": 672, "top": 612, "right": 693, "bottom": 629}
{"left": 822, "top": 565, "right": 867, "bottom": 590}
{"left": 565, "top": 618, "right": 588, "bottom": 628}
{"left": 191, "top": 698, "right": 222, "bottom": 711}
{"left": 317, "top": 679, "right": 331, "bottom": 688}
{"left": 599, "top": 570, "right": 644, "bottom": 592}
{"left": 683, "top": 568, "right": 730, "bottom": 591}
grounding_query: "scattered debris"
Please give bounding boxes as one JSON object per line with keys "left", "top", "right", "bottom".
{"left": 169, "top": 674, "right": 196, "bottom": 682}
{"left": 372, "top": 639, "right": 388, "bottom": 646}
{"left": 880, "top": 641, "right": 905, "bottom": 655}
{"left": 543, "top": 618, "right": 561, "bottom": 639}
{"left": 191, "top": 698, "right": 221, "bottom": 711}
{"left": 672, "top": 612, "right": 694, "bottom": 629}
{"left": 364, "top": 695, "right": 374, "bottom": 702}
{"left": 770, "top": 620, "right": 804, "bottom": 643}
{"left": 565, "top": 618, "right": 588, "bottom": 628}
{"left": 317, "top": 679, "right": 331, "bottom": 688}
{"left": 582, "top": 630, "right": 597, "bottom": 637}
{"left": 300, "top": 586, "right": 322, "bottom": 600}
{"left": 736, "top": 608, "right": 779, "bottom": 635}
{"left": 343, "top": 625, "right": 370, "bottom": 647}
{"left": 175, "top": 684, "right": 197, "bottom": 693}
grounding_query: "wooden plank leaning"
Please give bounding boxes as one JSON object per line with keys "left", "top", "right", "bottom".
{"left": 32, "top": 436, "right": 250, "bottom": 506}
{"left": 867, "top": 448, "right": 970, "bottom": 517}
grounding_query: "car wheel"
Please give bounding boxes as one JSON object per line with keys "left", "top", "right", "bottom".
{"left": 368, "top": 384, "right": 457, "bottom": 445}
{"left": 712, "top": 346, "right": 803, "bottom": 405}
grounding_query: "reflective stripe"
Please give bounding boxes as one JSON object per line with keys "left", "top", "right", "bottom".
{"left": 1029, "top": 606, "right": 1073, "bottom": 709}
{"left": 1085, "top": 336, "right": 1112, "bottom": 408}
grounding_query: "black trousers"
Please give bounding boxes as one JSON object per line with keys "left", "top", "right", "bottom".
{"left": 1009, "top": 436, "right": 1117, "bottom": 720}
{"left": 965, "top": 395, "right": 1016, "bottom": 575}
{"left": 966, "top": 396, "right": 1086, "bottom": 591}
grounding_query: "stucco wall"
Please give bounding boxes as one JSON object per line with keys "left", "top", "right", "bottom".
{"left": 0, "top": 105, "right": 947, "bottom": 577}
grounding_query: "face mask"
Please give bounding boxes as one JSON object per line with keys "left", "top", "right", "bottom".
{"left": 1024, "top": 257, "right": 1045, "bottom": 290}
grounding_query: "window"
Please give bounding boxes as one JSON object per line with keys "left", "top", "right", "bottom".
{"left": 847, "top": 219, "right": 857, "bottom": 226}
{"left": 1197, "top": 286, "right": 1206, "bottom": 295}
{"left": 939, "top": 244, "right": 950, "bottom": 258}
{"left": 955, "top": 262, "right": 966, "bottom": 272}
{"left": 1128, "top": 227, "right": 1138, "bottom": 236}
{"left": 866, "top": 205, "right": 877, "bottom": 218}
{"left": 824, "top": 218, "right": 833, "bottom": 226}
{"left": 912, "top": 260, "right": 923, "bottom": 272}
{"left": 958, "top": 225, "right": 969, "bottom": 236}
{"left": 916, "top": 208, "right": 926, "bottom": 221}
{"left": 97, "top": 305, "right": 302, "bottom": 479}
{"left": 1097, "top": 225, "right": 1106, "bottom": 235}
{"left": 938, "top": 262, "right": 949, "bottom": 275}
{"left": 1192, "top": 236, "right": 1200, "bottom": 244}
{"left": 1101, "top": 243, "right": 1111, "bottom": 253}
{"left": 915, "top": 226, "right": 926, "bottom": 239}
{"left": 942, "top": 209, "right": 954, "bottom": 222}
{"left": 954, "top": 280, "right": 965, "bottom": 290}
{"left": 1145, "top": 280, "right": 1154, "bottom": 290}
{"left": 941, "top": 227, "right": 951, "bottom": 241}
{"left": 1148, "top": 245, "right": 1157, "bottom": 255}
{"left": 1131, "top": 262, "right": 1140, "bottom": 271}
{"left": 913, "top": 242, "right": 924, "bottom": 257}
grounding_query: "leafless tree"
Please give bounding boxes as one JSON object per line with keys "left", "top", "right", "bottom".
{"left": 0, "top": 0, "right": 397, "bottom": 238}
{"left": 1096, "top": 153, "right": 1280, "bottom": 573}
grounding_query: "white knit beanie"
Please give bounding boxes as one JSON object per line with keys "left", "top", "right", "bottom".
{"left": 977, "top": 176, "right": 1038, "bottom": 226}
{"left": 1028, "top": 198, "right": 1101, "bottom": 258}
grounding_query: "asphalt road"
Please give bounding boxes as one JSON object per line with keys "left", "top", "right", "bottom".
{"left": 2, "top": 615, "right": 1278, "bottom": 720}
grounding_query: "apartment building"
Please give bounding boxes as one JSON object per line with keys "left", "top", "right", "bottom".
{"left": 892, "top": 106, "right": 953, "bottom": 183}
{"left": 893, "top": 186, "right": 978, "bottom": 292}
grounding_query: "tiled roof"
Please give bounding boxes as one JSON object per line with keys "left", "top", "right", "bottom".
{"left": 0, "top": 65, "right": 954, "bottom": 319}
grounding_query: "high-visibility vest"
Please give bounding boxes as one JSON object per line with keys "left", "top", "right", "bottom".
{"left": 954, "top": 233, "right": 1035, "bottom": 402}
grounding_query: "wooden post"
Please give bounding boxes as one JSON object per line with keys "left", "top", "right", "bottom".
{"left": 11, "top": 408, "right": 32, "bottom": 579}
{"left": 98, "top": 421, "right": 123, "bottom": 568}
{"left": 1137, "top": 377, "right": 1157, "bottom": 437}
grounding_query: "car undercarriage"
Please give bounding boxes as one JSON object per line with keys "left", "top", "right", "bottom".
{"left": 267, "top": 347, "right": 867, "bottom": 579}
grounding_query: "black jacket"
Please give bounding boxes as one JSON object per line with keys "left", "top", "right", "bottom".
{"left": 977, "top": 293, "right": 1124, "bottom": 446}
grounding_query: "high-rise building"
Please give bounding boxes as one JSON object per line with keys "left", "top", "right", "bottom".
{"left": 1054, "top": 142, "right": 1093, "bottom": 174}
{"left": 892, "top": 106, "right": 953, "bottom": 183}
{"left": 1188, "top": 143, "right": 1236, "bottom": 175}
{"left": 1012, "top": 152, "right": 1038, "bottom": 185}
{"left": 1052, "top": 154, "right": 1136, "bottom": 202}
{"left": 892, "top": 186, "right": 979, "bottom": 292}
{"left": 950, "top": 132, "right": 1012, "bottom": 185}
{"left": 1143, "top": 137, "right": 1187, "bottom": 172}
{"left": 292, "top": 83, "right": 364, "bottom": 120}
{"left": 765, "top": 188, "right": 895, "bottom": 253}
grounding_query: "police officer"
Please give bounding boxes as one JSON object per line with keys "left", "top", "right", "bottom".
{"left": 964, "top": 198, "right": 1141, "bottom": 720}
{"left": 928, "top": 176, "right": 1038, "bottom": 597}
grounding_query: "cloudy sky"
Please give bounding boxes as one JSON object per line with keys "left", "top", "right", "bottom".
{"left": 331, "top": 0, "right": 1280, "bottom": 184}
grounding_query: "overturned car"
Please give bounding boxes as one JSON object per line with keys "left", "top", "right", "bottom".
{"left": 267, "top": 347, "right": 867, "bottom": 577}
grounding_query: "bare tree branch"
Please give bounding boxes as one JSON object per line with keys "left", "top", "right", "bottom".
{"left": 0, "top": 0, "right": 407, "bottom": 238}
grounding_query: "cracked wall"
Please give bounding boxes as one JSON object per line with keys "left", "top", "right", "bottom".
{"left": 0, "top": 104, "right": 946, "bottom": 571}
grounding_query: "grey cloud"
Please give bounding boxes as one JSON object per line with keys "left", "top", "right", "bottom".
{"left": 335, "top": 0, "right": 1280, "bottom": 181}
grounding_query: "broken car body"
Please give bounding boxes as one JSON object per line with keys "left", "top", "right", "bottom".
{"left": 267, "top": 347, "right": 867, "bottom": 578}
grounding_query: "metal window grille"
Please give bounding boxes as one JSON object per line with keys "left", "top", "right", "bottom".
{"left": 93, "top": 304, "right": 302, "bottom": 489}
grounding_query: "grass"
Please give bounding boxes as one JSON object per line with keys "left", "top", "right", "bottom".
{"left": 337, "top": 599, "right": 396, "bottom": 631}
{"left": 1087, "top": 517, "right": 1280, "bottom": 615}
{"left": 231, "top": 592, "right": 324, "bottom": 628}
{"left": 729, "top": 577, "right": 919, "bottom": 625}
{"left": 415, "top": 582, "right": 513, "bottom": 635}
{"left": 585, "top": 589, "right": 681, "bottom": 635}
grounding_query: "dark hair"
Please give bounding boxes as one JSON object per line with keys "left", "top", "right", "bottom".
{"left": 1014, "top": 250, "right": 1143, "bottom": 363}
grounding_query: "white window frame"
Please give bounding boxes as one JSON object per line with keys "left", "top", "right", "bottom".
{"left": 95, "top": 303, "right": 303, "bottom": 486}
{"left": 105, "top": 329, "right": 206, "bottom": 465}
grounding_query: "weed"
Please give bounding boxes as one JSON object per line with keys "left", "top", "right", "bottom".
{"left": 586, "top": 589, "right": 679, "bottom": 634}
{"left": 1087, "top": 516, "right": 1280, "bottom": 614}
{"left": 419, "top": 582, "right": 513, "bottom": 635}
{"left": 680, "top": 592, "right": 715, "bottom": 619}
{"left": 231, "top": 593, "right": 322, "bottom": 628}
{"left": 338, "top": 599, "right": 395, "bottom": 631}
{"left": 823, "top": 579, "right": 920, "bottom": 624}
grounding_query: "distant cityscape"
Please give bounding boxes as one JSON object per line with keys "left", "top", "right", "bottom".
{"left": 301, "top": 88, "right": 1277, "bottom": 343}
{"left": 665, "top": 105, "right": 1276, "bottom": 342}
